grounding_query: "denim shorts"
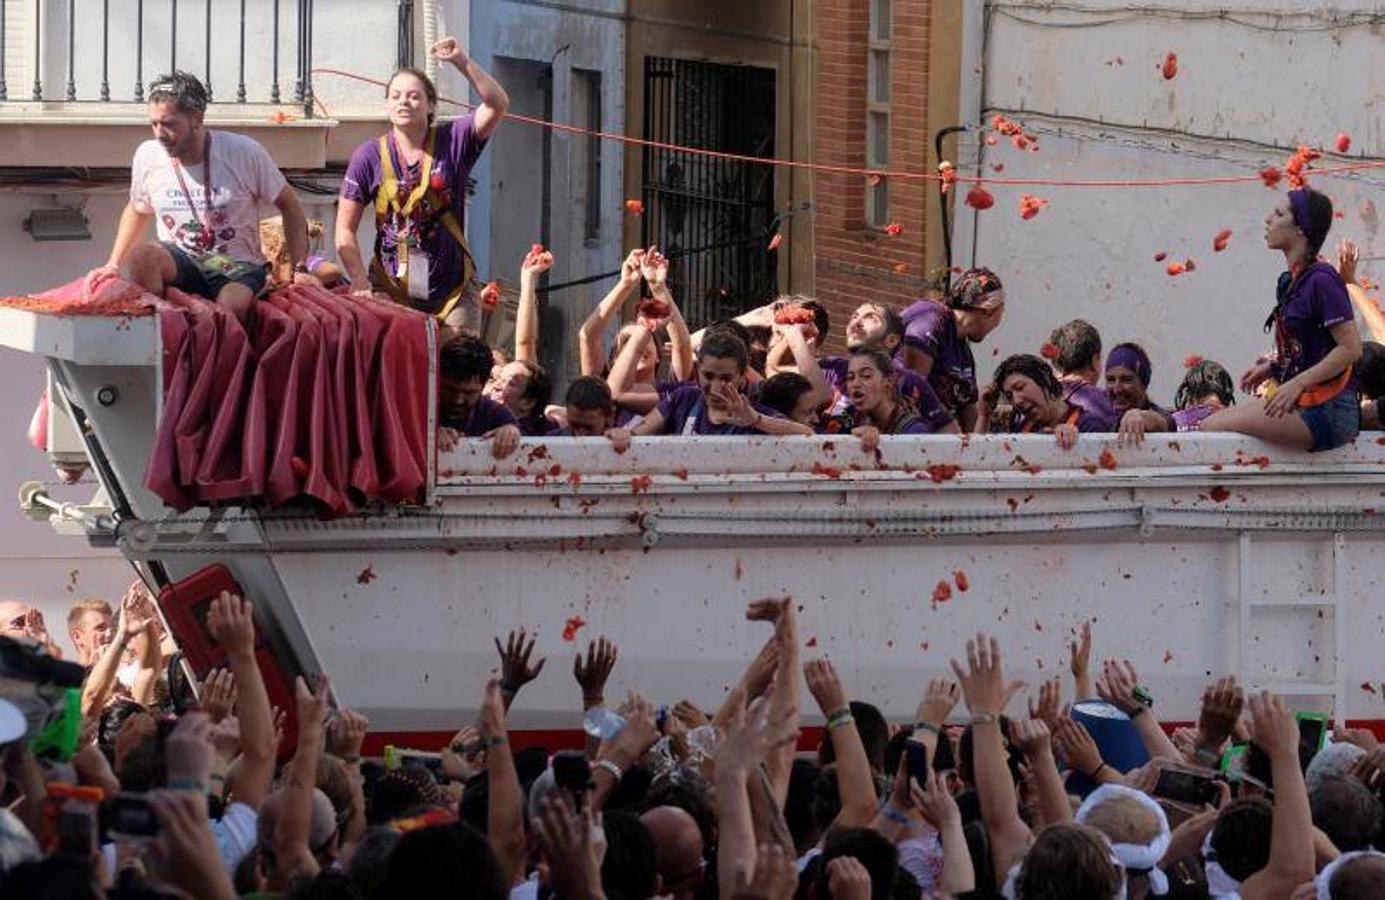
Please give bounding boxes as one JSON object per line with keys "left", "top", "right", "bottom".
{"left": 1299, "top": 389, "right": 1360, "bottom": 452}
{"left": 164, "top": 242, "right": 270, "bottom": 300}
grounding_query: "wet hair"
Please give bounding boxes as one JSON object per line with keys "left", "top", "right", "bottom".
{"left": 380, "top": 821, "right": 507, "bottom": 900}
{"left": 1016, "top": 823, "right": 1123, "bottom": 900}
{"left": 818, "top": 701, "right": 889, "bottom": 773}
{"left": 386, "top": 67, "right": 439, "bottom": 124}
{"left": 759, "top": 372, "right": 815, "bottom": 419}
{"left": 814, "top": 827, "right": 899, "bottom": 900}
{"left": 948, "top": 267, "right": 1004, "bottom": 310}
{"left": 515, "top": 360, "right": 553, "bottom": 412}
{"left": 801, "top": 299, "right": 832, "bottom": 342}
{"left": 707, "top": 320, "right": 753, "bottom": 350}
{"left": 643, "top": 767, "right": 718, "bottom": 849}
{"left": 785, "top": 758, "right": 822, "bottom": 855}
{"left": 439, "top": 335, "right": 495, "bottom": 384}
{"left": 995, "top": 354, "right": 1063, "bottom": 400}
{"left": 1174, "top": 359, "right": 1236, "bottom": 410}
{"left": 697, "top": 331, "right": 749, "bottom": 374}
{"left": 1292, "top": 187, "right": 1335, "bottom": 259}
{"left": 601, "top": 810, "right": 659, "bottom": 900}
{"left": 1358, "top": 341, "right": 1385, "bottom": 401}
{"left": 148, "top": 70, "right": 210, "bottom": 113}
{"left": 745, "top": 325, "right": 772, "bottom": 374}
{"left": 566, "top": 375, "right": 613, "bottom": 412}
{"left": 1329, "top": 854, "right": 1385, "bottom": 899}
{"left": 1311, "top": 776, "right": 1382, "bottom": 852}
{"left": 1209, "top": 797, "right": 1273, "bottom": 882}
{"left": 1048, "top": 319, "right": 1103, "bottom": 375}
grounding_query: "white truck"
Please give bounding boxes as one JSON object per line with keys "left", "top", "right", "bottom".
{"left": 5, "top": 304, "right": 1384, "bottom": 748}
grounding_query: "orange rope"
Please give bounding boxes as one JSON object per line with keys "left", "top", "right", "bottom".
{"left": 312, "top": 67, "right": 1385, "bottom": 189}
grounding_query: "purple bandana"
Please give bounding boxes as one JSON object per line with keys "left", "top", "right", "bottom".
{"left": 1105, "top": 345, "right": 1151, "bottom": 386}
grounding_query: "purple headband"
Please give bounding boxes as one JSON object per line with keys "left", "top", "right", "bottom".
{"left": 1106, "top": 345, "right": 1151, "bottom": 386}
{"left": 1288, "top": 188, "right": 1312, "bottom": 235}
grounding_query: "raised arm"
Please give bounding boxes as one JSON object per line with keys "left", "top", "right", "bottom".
{"left": 1011, "top": 718, "right": 1071, "bottom": 828}
{"left": 580, "top": 250, "right": 644, "bottom": 377}
{"left": 573, "top": 636, "right": 618, "bottom": 758}
{"left": 642, "top": 248, "right": 695, "bottom": 382}
{"left": 1188, "top": 675, "right": 1245, "bottom": 770}
{"left": 495, "top": 628, "right": 546, "bottom": 712}
{"left": 516, "top": 246, "right": 554, "bottom": 365}
{"left": 80, "top": 597, "right": 144, "bottom": 717}
{"left": 274, "top": 677, "right": 329, "bottom": 886}
{"left": 1097, "top": 659, "right": 1182, "bottom": 761}
{"left": 911, "top": 677, "right": 961, "bottom": 765}
{"left": 479, "top": 675, "right": 527, "bottom": 886}
{"left": 1240, "top": 692, "right": 1315, "bottom": 899}
{"left": 776, "top": 325, "right": 833, "bottom": 409}
{"left": 951, "top": 633, "right": 1033, "bottom": 884}
{"left": 431, "top": 37, "right": 509, "bottom": 140}
{"left": 803, "top": 659, "right": 877, "bottom": 827}
{"left": 1069, "top": 621, "right": 1094, "bottom": 700}
{"left": 746, "top": 598, "right": 800, "bottom": 807}
{"left": 607, "top": 325, "right": 660, "bottom": 413}
{"left": 207, "top": 592, "right": 276, "bottom": 810}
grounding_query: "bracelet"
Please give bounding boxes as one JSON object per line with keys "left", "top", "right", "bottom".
{"left": 911, "top": 722, "right": 941, "bottom": 736}
{"left": 826, "top": 709, "right": 855, "bottom": 730}
{"left": 1130, "top": 705, "right": 1151, "bottom": 719}
{"left": 1087, "top": 762, "right": 1109, "bottom": 780}
{"left": 594, "top": 758, "right": 623, "bottom": 781}
{"left": 482, "top": 734, "right": 508, "bottom": 749}
{"left": 970, "top": 712, "right": 999, "bottom": 727}
{"left": 500, "top": 682, "right": 520, "bottom": 696}
{"left": 880, "top": 803, "right": 912, "bottom": 826}
{"left": 338, "top": 753, "right": 361, "bottom": 765}
{"left": 168, "top": 777, "right": 208, "bottom": 794}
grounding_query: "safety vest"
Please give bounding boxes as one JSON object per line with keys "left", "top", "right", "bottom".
{"left": 370, "top": 127, "right": 477, "bottom": 322}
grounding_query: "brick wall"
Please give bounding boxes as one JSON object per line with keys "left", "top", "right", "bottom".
{"left": 812, "top": 0, "right": 939, "bottom": 351}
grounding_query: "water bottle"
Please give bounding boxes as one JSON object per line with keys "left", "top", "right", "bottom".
{"left": 583, "top": 706, "right": 627, "bottom": 740}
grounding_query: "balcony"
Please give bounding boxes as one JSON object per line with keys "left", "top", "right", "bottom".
{"left": 0, "top": 0, "right": 412, "bottom": 169}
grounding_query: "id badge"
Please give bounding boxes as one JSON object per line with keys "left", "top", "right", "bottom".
{"left": 405, "top": 250, "right": 430, "bottom": 301}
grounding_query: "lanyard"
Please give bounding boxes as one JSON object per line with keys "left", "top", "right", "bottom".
{"left": 385, "top": 128, "right": 436, "bottom": 222}
{"left": 170, "top": 132, "right": 214, "bottom": 242}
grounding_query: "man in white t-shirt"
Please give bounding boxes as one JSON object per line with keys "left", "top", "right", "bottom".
{"left": 97, "top": 71, "right": 314, "bottom": 320}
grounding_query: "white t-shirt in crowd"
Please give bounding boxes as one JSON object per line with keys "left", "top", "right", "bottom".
{"left": 211, "top": 801, "right": 259, "bottom": 871}
{"left": 130, "top": 130, "right": 288, "bottom": 265}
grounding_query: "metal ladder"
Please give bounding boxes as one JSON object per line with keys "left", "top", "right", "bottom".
{"left": 1236, "top": 531, "right": 1347, "bottom": 726}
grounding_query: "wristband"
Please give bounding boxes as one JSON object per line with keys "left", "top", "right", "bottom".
{"left": 969, "top": 713, "right": 998, "bottom": 727}
{"left": 880, "top": 803, "right": 912, "bottom": 826}
{"left": 826, "top": 708, "right": 855, "bottom": 730}
{"left": 338, "top": 753, "right": 361, "bottom": 765}
{"left": 594, "top": 758, "right": 623, "bottom": 781}
{"left": 482, "top": 734, "right": 508, "bottom": 749}
{"left": 168, "top": 777, "right": 208, "bottom": 794}
{"left": 1087, "top": 762, "right": 1109, "bottom": 780}
{"left": 911, "top": 722, "right": 942, "bottom": 736}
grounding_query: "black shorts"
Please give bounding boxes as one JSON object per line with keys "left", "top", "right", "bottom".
{"left": 164, "top": 242, "right": 270, "bottom": 300}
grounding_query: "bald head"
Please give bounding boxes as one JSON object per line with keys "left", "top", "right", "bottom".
{"left": 641, "top": 806, "right": 704, "bottom": 898}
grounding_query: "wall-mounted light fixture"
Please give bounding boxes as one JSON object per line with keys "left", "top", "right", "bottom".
{"left": 24, "top": 208, "right": 91, "bottom": 241}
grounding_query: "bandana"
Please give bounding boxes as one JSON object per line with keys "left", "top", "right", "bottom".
{"left": 1106, "top": 346, "right": 1152, "bottom": 387}
{"left": 1315, "top": 850, "right": 1385, "bottom": 899}
{"left": 1288, "top": 188, "right": 1329, "bottom": 250}
{"left": 1076, "top": 785, "right": 1172, "bottom": 895}
{"left": 1201, "top": 830, "right": 1243, "bottom": 899}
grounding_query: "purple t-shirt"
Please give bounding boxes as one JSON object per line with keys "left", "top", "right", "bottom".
{"left": 655, "top": 384, "right": 783, "bottom": 435}
{"left": 829, "top": 403, "right": 951, "bottom": 435}
{"left": 441, "top": 396, "right": 516, "bottom": 437}
{"left": 518, "top": 413, "right": 561, "bottom": 437}
{"left": 1273, "top": 262, "right": 1356, "bottom": 387}
{"left": 1061, "top": 378, "right": 1119, "bottom": 429}
{"left": 1172, "top": 404, "right": 1216, "bottom": 432}
{"left": 1009, "top": 405, "right": 1111, "bottom": 435}
{"left": 819, "top": 356, "right": 949, "bottom": 419}
{"left": 615, "top": 379, "right": 689, "bottom": 428}
{"left": 340, "top": 116, "right": 488, "bottom": 310}
{"left": 898, "top": 299, "right": 978, "bottom": 415}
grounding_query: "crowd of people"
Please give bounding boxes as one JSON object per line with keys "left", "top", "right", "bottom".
{"left": 4, "top": 590, "right": 1385, "bottom": 899}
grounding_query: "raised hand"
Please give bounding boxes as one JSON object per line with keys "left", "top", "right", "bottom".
{"left": 639, "top": 246, "right": 669, "bottom": 288}
{"left": 207, "top": 592, "right": 256, "bottom": 660}
{"left": 1069, "top": 621, "right": 1093, "bottom": 697}
{"left": 826, "top": 856, "right": 873, "bottom": 900}
{"left": 1195, "top": 675, "right": 1245, "bottom": 755}
{"left": 1096, "top": 659, "right": 1144, "bottom": 717}
{"left": 803, "top": 659, "right": 848, "bottom": 717}
{"left": 1338, "top": 238, "right": 1360, "bottom": 285}
{"left": 915, "top": 768, "right": 963, "bottom": 831}
{"left": 950, "top": 632, "right": 1021, "bottom": 718}
{"left": 441, "top": 725, "right": 485, "bottom": 783}
{"left": 1244, "top": 690, "right": 1297, "bottom": 760}
{"left": 521, "top": 245, "right": 555, "bottom": 279}
{"left": 574, "top": 636, "right": 618, "bottom": 704}
{"left": 199, "top": 668, "right": 238, "bottom": 724}
{"left": 1010, "top": 718, "right": 1053, "bottom": 762}
{"left": 326, "top": 709, "right": 369, "bottom": 760}
{"left": 1052, "top": 715, "right": 1103, "bottom": 777}
{"left": 915, "top": 677, "right": 961, "bottom": 729}
{"left": 430, "top": 37, "right": 467, "bottom": 64}
{"left": 717, "top": 689, "right": 799, "bottom": 778}
{"left": 1028, "top": 677, "right": 1062, "bottom": 728}
{"left": 619, "top": 249, "right": 646, "bottom": 287}
{"left": 533, "top": 794, "right": 603, "bottom": 900}
{"left": 495, "top": 628, "right": 547, "bottom": 695}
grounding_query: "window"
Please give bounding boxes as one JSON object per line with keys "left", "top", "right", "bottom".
{"left": 572, "top": 69, "right": 602, "bottom": 242}
{"left": 865, "top": 0, "right": 891, "bottom": 227}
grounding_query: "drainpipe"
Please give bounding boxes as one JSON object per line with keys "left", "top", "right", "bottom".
{"left": 950, "top": 0, "right": 987, "bottom": 272}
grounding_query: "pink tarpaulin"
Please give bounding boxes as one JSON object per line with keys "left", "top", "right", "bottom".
{"left": 1, "top": 275, "right": 432, "bottom": 516}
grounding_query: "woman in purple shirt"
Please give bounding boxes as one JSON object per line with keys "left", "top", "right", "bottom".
{"left": 1201, "top": 188, "right": 1362, "bottom": 451}
{"left": 898, "top": 267, "right": 1007, "bottom": 431}
{"left": 980, "top": 354, "right": 1110, "bottom": 449}
{"left": 827, "top": 347, "right": 958, "bottom": 449}
{"left": 335, "top": 37, "right": 508, "bottom": 339}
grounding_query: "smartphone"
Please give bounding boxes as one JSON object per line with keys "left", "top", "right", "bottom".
{"left": 104, "top": 793, "right": 160, "bottom": 842}
{"left": 1296, "top": 712, "right": 1328, "bottom": 772}
{"left": 1152, "top": 763, "right": 1222, "bottom": 807}
{"left": 552, "top": 750, "right": 593, "bottom": 795}
{"left": 905, "top": 740, "right": 929, "bottom": 784}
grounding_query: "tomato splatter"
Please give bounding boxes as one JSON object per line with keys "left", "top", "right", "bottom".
{"left": 1098, "top": 448, "right": 1118, "bottom": 470}
{"left": 624, "top": 198, "right": 645, "bottom": 215}
{"left": 806, "top": 636, "right": 819, "bottom": 648}
{"left": 290, "top": 456, "right": 309, "bottom": 478}
{"left": 567, "top": 471, "right": 582, "bottom": 487}
{"left": 931, "top": 580, "right": 953, "bottom": 609}
{"left": 884, "top": 222, "right": 904, "bottom": 236}
{"left": 637, "top": 297, "right": 671, "bottom": 320}
{"left": 813, "top": 462, "right": 843, "bottom": 479}
{"left": 1019, "top": 195, "right": 1048, "bottom": 220}
{"left": 672, "top": 468, "right": 689, "bottom": 481}
{"left": 562, "top": 616, "right": 587, "bottom": 642}
{"left": 991, "top": 163, "right": 1005, "bottom": 173}
{"left": 1184, "top": 258, "right": 1197, "bottom": 272}
{"left": 767, "top": 233, "right": 784, "bottom": 251}
{"left": 1362, "top": 681, "right": 1377, "bottom": 694}
{"left": 1213, "top": 229, "right": 1232, "bottom": 252}
{"left": 480, "top": 281, "right": 501, "bottom": 308}
{"left": 1040, "top": 342, "right": 1060, "bottom": 360}
{"left": 1154, "top": 251, "right": 1167, "bottom": 262}
{"left": 630, "top": 474, "right": 653, "bottom": 494}
{"left": 1259, "top": 166, "right": 1283, "bottom": 188}
{"left": 926, "top": 464, "right": 961, "bottom": 483}
{"left": 1208, "top": 486, "right": 1231, "bottom": 503}
{"left": 1335, "top": 132, "right": 1352, "bottom": 153}
{"left": 1284, "top": 145, "right": 1321, "bottom": 188}
{"left": 1184, "top": 354, "right": 1204, "bottom": 368}
{"left": 356, "top": 565, "right": 376, "bottom": 584}
{"left": 1163, "top": 650, "right": 1174, "bottom": 664}
{"left": 954, "top": 570, "right": 970, "bottom": 592}
{"left": 734, "top": 557, "right": 743, "bottom": 581}
{"left": 1160, "top": 52, "right": 1178, "bottom": 80}
{"left": 965, "top": 185, "right": 995, "bottom": 210}
{"left": 867, "top": 173, "right": 883, "bottom": 186}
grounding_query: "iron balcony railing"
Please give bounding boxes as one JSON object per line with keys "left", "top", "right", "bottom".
{"left": 0, "top": 0, "right": 316, "bottom": 114}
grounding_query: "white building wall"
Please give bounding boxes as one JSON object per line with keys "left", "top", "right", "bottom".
{"left": 957, "top": 2, "right": 1385, "bottom": 404}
